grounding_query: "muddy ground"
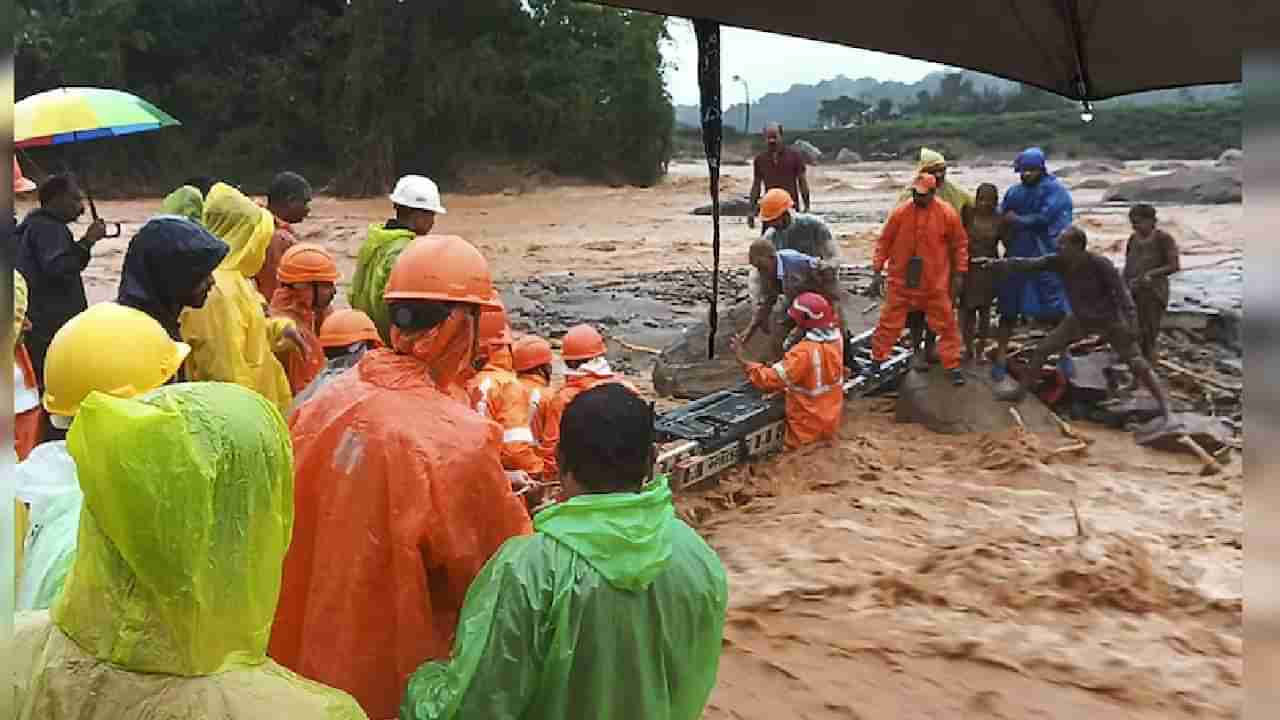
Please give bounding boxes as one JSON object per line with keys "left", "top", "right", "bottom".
{"left": 22, "top": 158, "right": 1243, "bottom": 718}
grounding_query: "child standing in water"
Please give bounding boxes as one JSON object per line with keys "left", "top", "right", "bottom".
{"left": 960, "top": 183, "right": 1007, "bottom": 362}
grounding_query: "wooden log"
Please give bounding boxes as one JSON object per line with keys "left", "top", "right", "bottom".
{"left": 1158, "top": 359, "right": 1241, "bottom": 394}
{"left": 1177, "top": 434, "right": 1222, "bottom": 476}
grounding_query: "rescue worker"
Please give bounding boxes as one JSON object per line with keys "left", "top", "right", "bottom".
{"left": 15, "top": 303, "right": 188, "bottom": 612}
{"left": 271, "top": 234, "right": 532, "bottom": 720}
{"left": 350, "top": 174, "right": 447, "bottom": 342}
{"left": 180, "top": 182, "right": 307, "bottom": 413}
{"left": 539, "top": 324, "right": 638, "bottom": 482}
{"left": 974, "top": 226, "right": 1173, "bottom": 427}
{"left": 900, "top": 147, "right": 976, "bottom": 365}
{"left": 757, "top": 188, "right": 839, "bottom": 258}
{"left": 116, "top": 215, "right": 229, "bottom": 353}
{"left": 733, "top": 293, "right": 845, "bottom": 449}
{"left": 993, "top": 147, "right": 1073, "bottom": 376}
{"left": 159, "top": 184, "right": 205, "bottom": 224}
{"left": 741, "top": 238, "right": 851, "bottom": 363}
{"left": 512, "top": 334, "right": 555, "bottom": 451}
{"left": 8, "top": 383, "right": 367, "bottom": 720}
{"left": 270, "top": 243, "right": 340, "bottom": 395}
{"left": 254, "top": 171, "right": 313, "bottom": 301}
{"left": 1123, "top": 203, "right": 1181, "bottom": 364}
{"left": 869, "top": 173, "right": 969, "bottom": 386}
{"left": 402, "top": 383, "right": 728, "bottom": 720}
{"left": 473, "top": 304, "right": 543, "bottom": 482}
{"left": 289, "top": 309, "right": 383, "bottom": 412}
{"left": 15, "top": 175, "right": 108, "bottom": 419}
{"left": 14, "top": 273, "right": 41, "bottom": 461}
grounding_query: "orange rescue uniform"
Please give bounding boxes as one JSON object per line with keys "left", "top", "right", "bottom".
{"left": 745, "top": 329, "right": 845, "bottom": 448}
{"left": 872, "top": 199, "right": 969, "bottom": 368}
{"left": 15, "top": 343, "right": 43, "bottom": 459}
{"left": 472, "top": 347, "right": 543, "bottom": 476}
{"left": 517, "top": 372, "right": 553, "bottom": 451}
{"left": 269, "top": 286, "right": 329, "bottom": 395}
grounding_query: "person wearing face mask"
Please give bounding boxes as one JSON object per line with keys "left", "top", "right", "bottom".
{"left": 270, "top": 234, "right": 533, "bottom": 720}
{"left": 116, "top": 216, "right": 229, "bottom": 378}
{"left": 350, "top": 175, "right": 447, "bottom": 343}
{"left": 179, "top": 183, "right": 308, "bottom": 412}
{"left": 269, "top": 243, "right": 340, "bottom": 395}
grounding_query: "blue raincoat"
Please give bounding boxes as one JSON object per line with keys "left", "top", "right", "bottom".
{"left": 997, "top": 148, "right": 1072, "bottom": 320}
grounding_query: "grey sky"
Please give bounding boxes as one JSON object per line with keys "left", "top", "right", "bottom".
{"left": 662, "top": 21, "right": 947, "bottom": 106}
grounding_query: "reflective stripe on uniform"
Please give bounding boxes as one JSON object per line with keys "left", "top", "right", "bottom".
{"left": 773, "top": 348, "right": 838, "bottom": 398}
{"left": 503, "top": 427, "right": 535, "bottom": 444}
{"left": 475, "top": 377, "right": 492, "bottom": 416}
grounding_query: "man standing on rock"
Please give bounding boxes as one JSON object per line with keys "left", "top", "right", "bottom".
{"left": 992, "top": 147, "right": 1073, "bottom": 377}
{"left": 869, "top": 173, "right": 968, "bottom": 386}
{"left": 749, "top": 122, "right": 810, "bottom": 229}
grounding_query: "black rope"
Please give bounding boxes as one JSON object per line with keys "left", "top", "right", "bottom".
{"left": 693, "top": 19, "right": 722, "bottom": 360}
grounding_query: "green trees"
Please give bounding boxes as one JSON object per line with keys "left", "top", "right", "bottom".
{"left": 14, "top": 0, "right": 674, "bottom": 195}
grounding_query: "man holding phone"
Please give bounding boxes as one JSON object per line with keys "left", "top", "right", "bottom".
{"left": 868, "top": 173, "right": 969, "bottom": 386}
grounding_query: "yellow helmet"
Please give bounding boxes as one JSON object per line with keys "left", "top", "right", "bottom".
{"left": 43, "top": 303, "right": 191, "bottom": 417}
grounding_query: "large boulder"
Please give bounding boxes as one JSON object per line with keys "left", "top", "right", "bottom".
{"left": 1103, "top": 167, "right": 1241, "bottom": 205}
{"left": 1215, "top": 148, "right": 1243, "bottom": 167}
{"left": 692, "top": 195, "right": 754, "bottom": 216}
{"left": 793, "top": 139, "right": 823, "bottom": 164}
{"left": 1072, "top": 178, "right": 1112, "bottom": 190}
{"left": 1056, "top": 161, "right": 1118, "bottom": 178}
{"left": 895, "top": 365, "right": 1059, "bottom": 434}
{"left": 836, "top": 148, "right": 862, "bottom": 164}
{"left": 652, "top": 289, "right": 879, "bottom": 399}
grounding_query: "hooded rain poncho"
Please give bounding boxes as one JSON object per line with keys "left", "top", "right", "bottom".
{"left": 117, "top": 215, "right": 229, "bottom": 342}
{"left": 7, "top": 382, "right": 367, "bottom": 720}
{"left": 998, "top": 148, "right": 1073, "bottom": 320}
{"left": 269, "top": 285, "right": 331, "bottom": 395}
{"left": 899, "top": 147, "right": 975, "bottom": 218}
{"left": 180, "top": 183, "right": 295, "bottom": 411}
{"left": 349, "top": 223, "right": 418, "bottom": 343}
{"left": 402, "top": 477, "right": 729, "bottom": 720}
{"left": 271, "top": 308, "right": 533, "bottom": 720}
{"left": 159, "top": 185, "right": 205, "bottom": 224}
{"left": 15, "top": 441, "right": 81, "bottom": 611}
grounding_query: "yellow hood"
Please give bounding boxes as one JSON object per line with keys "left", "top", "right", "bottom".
{"left": 203, "top": 182, "right": 274, "bottom": 278}
{"left": 53, "top": 382, "right": 294, "bottom": 676}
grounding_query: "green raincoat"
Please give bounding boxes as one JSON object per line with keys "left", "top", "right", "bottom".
{"left": 349, "top": 223, "right": 418, "bottom": 343}
{"left": 402, "top": 477, "right": 728, "bottom": 720}
{"left": 160, "top": 185, "right": 205, "bottom": 224}
{"left": 7, "top": 383, "right": 367, "bottom": 720}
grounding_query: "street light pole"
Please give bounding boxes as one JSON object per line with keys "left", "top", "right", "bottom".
{"left": 731, "top": 74, "right": 750, "bottom": 135}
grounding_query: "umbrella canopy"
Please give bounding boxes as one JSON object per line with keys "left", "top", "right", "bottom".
{"left": 593, "top": 1, "right": 1272, "bottom": 101}
{"left": 13, "top": 157, "right": 37, "bottom": 193}
{"left": 15, "top": 87, "right": 180, "bottom": 149}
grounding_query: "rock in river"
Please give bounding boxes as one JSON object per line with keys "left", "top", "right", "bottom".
{"left": 1103, "top": 168, "right": 1241, "bottom": 205}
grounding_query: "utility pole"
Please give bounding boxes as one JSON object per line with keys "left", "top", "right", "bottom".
{"left": 731, "top": 74, "right": 750, "bottom": 134}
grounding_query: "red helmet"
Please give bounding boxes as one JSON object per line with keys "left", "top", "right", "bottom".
{"left": 787, "top": 292, "right": 836, "bottom": 330}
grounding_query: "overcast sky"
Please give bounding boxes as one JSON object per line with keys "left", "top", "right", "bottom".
{"left": 662, "top": 22, "right": 948, "bottom": 107}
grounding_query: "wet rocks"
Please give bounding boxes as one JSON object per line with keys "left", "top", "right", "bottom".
{"left": 793, "top": 139, "right": 823, "bottom": 164}
{"left": 1103, "top": 168, "right": 1241, "bottom": 205}
{"left": 692, "top": 195, "right": 753, "bottom": 216}
{"left": 1056, "top": 161, "right": 1119, "bottom": 178}
{"left": 1134, "top": 413, "right": 1233, "bottom": 455}
{"left": 835, "top": 148, "right": 862, "bottom": 164}
{"left": 1149, "top": 161, "right": 1190, "bottom": 173}
{"left": 1072, "top": 178, "right": 1112, "bottom": 190}
{"left": 1215, "top": 148, "right": 1243, "bottom": 167}
{"left": 895, "top": 365, "right": 1059, "bottom": 434}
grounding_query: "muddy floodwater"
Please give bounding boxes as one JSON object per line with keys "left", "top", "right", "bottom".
{"left": 27, "top": 158, "right": 1243, "bottom": 718}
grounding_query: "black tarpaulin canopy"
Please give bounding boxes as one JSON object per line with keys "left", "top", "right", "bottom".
{"left": 597, "top": 0, "right": 1272, "bottom": 100}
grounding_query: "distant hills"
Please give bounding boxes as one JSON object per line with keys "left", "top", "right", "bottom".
{"left": 674, "top": 69, "right": 1241, "bottom": 131}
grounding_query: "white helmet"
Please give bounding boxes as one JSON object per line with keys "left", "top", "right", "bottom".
{"left": 389, "top": 175, "right": 447, "bottom": 215}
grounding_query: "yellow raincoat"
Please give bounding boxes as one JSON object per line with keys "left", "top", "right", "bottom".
{"left": 899, "top": 147, "right": 975, "bottom": 217}
{"left": 180, "top": 183, "right": 294, "bottom": 412}
{"left": 6, "top": 382, "right": 367, "bottom": 720}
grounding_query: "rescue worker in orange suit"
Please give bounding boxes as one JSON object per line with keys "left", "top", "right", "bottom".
{"left": 269, "top": 243, "right": 339, "bottom": 395}
{"left": 539, "top": 324, "right": 638, "bottom": 482}
{"left": 472, "top": 303, "right": 544, "bottom": 490}
{"left": 732, "top": 292, "right": 845, "bottom": 449}
{"left": 512, "top": 334, "right": 555, "bottom": 452}
{"left": 869, "top": 173, "right": 969, "bottom": 386}
{"left": 290, "top": 309, "right": 383, "bottom": 412}
{"left": 270, "top": 234, "right": 533, "bottom": 720}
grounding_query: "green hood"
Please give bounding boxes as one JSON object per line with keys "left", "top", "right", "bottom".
{"left": 349, "top": 223, "right": 418, "bottom": 343}
{"left": 534, "top": 476, "right": 675, "bottom": 592}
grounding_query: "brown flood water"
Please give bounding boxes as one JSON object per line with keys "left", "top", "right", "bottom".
{"left": 20, "top": 159, "right": 1243, "bottom": 718}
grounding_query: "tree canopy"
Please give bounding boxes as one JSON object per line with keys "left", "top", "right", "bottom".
{"left": 14, "top": 0, "right": 675, "bottom": 195}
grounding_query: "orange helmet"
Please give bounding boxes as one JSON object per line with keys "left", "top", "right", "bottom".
{"left": 278, "top": 243, "right": 340, "bottom": 284}
{"left": 479, "top": 303, "right": 513, "bottom": 349}
{"left": 561, "top": 324, "right": 606, "bottom": 362}
{"left": 512, "top": 335, "right": 553, "bottom": 371}
{"left": 13, "top": 157, "right": 36, "bottom": 194}
{"left": 757, "top": 188, "right": 794, "bottom": 222}
{"left": 319, "top": 309, "right": 382, "bottom": 348}
{"left": 383, "top": 235, "right": 501, "bottom": 308}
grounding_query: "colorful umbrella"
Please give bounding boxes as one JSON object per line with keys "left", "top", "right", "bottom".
{"left": 15, "top": 87, "right": 180, "bottom": 148}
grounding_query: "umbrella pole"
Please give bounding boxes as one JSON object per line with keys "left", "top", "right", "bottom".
{"left": 694, "top": 18, "right": 723, "bottom": 360}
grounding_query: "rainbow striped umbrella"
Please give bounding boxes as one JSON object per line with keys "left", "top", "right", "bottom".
{"left": 15, "top": 86, "right": 180, "bottom": 148}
